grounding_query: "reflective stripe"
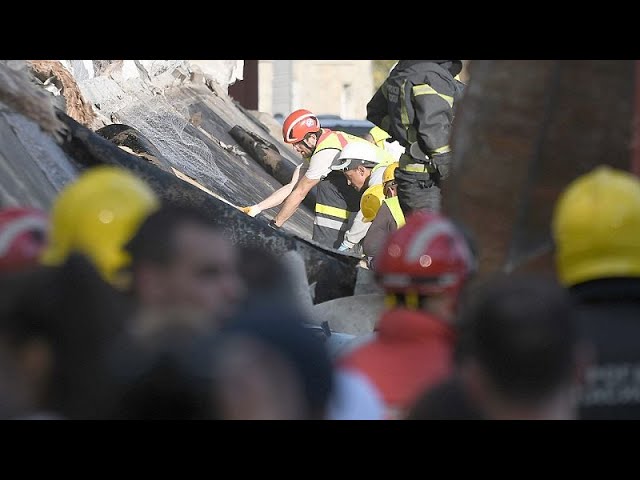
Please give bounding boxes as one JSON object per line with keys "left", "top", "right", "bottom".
{"left": 335, "top": 132, "right": 349, "bottom": 148}
{"left": 405, "top": 292, "right": 419, "bottom": 309}
{"left": 432, "top": 145, "right": 451, "bottom": 154}
{"left": 314, "top": 216, "right": 348, "bottom": 231}
{"left": 412, "top": 84, "right": 454, "bottom": 108}
{"left": 384, "top": 293, "right": 397, "bottom": 309}
{"left": 402, "top": 163, "right": 438, "bottom": 174}
{"left": 400, "top": 80, "right": 416, "bottom": 143}
{"left": 403, "top": 163, "right": 430, "bottom": 173}
{"left": 315, "top": 130, "right": 366, "bottom": 155}
{"left": 315, "top": 203, "right": 350, "bottom": 219}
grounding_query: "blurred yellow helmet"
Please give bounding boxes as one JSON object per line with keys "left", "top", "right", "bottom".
{"left": 552, "top": 165, "right": 640, "bottom": 286}
{"left": 383, "top": 162, "right": 399, "bottom": 186}
{"left": 368, "top": 126, "right": 391, "bottom": 149}
{"left": 360, "top": 184, "right": 385, "bottom": 222}
{"left": 40, "top": 165, "right": 160, "bottom": 289}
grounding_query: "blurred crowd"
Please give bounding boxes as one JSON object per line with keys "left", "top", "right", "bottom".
{"left": 1, "top": 162, "right": 638, "bottom": 420}
{"left": 1, "top": 60, "right": 639, "bottom": 420}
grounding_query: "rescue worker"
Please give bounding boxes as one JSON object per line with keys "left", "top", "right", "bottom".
{"left": 364, "top": 125, "right": 405, "bottom": 161}
{"left": 329, "top": 141, "right": 395, "bottom": 252}
{"left": 551, "top": 165, "right": 640, "bottom": 419}
{"left": 40, "top": 165, "right": 160, "bottom": 290}
{"left": 241, "top": 109, "right": 370, "bottom": 249}
{"left": 336, "top": 210, "right": 476, "bottom": 419}
{"left": 362, "top": 162, "right": 406, "bottom": 264}
{"left": 0, "top": 207, "right": 49, "bottom": 273}
{"left": 366, "top": 60, "right": 465, "bottom": 216}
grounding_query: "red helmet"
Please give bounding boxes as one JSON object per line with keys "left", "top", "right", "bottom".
{"left": 282, "top": 109, "right": 321, "bottom": 144}
{"left": 374, "top": 210, "right": 475, "bottom": 296}
{"left": 0, "top": 207, "right": 49, "bottom": 272}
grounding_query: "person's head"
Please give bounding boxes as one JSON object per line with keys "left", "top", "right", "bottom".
{"left": 213, "top": 306, "right": 335, "bottom": 420}
{"left": 457, "top": 274, "right": 586, "bottom": 420}
{"left": 111, "top": 313, "right": 219, "bottom": 420}
{"left": 125, "top": 204, "right": 246, "bottom": 323}
{"left": 40, "top": 166, "right": 160, "bottom": 290}
{"left": 0, "top": 254, "right": 130, "bottom": 419}
{"left": 330, "top": 141, "right": 381, "bottom": 192}
{"left": 235, "top": 245, "right": 298, "bottom": 312}
{"left": 552, "top": 165, "right": 640, "bottom": 287}
{"left": 365, "top": 126, "right": 391, "bottom": 149}
{"left": 374, "top": 210, "right": 476, "bottom": 322}
{"left": 282, "top": 109, "right": 322, "bottom": 159}
{"left": 0, "top": 207, "right": 49, "bottom": 273}
{"left": 382, "top": 162, "right": 399, "bottom": 198}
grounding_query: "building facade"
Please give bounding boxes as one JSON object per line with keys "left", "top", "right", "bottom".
{"left": 258, "top": 60, "right": 374, "bottom": 120}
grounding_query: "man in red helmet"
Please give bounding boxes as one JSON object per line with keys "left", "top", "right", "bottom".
{"left": 0, "top": 207, "right": 49, "bottom": 273}
{"left": 336, "top": 210, "right": 476, "bottom": 419}
{"left": 242, "top": 109, "right": 371, "bottom": 249}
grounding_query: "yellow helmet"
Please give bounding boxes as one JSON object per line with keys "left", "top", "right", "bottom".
{"left": 41, "top": 166, "right": 160, "bottom": 289}
{"left": 383, "top": 162, "right": 399, "bottom": 185}
{"left": 368, "top": 126, "right": 391, "bottom": 149}
{"left": 552, "top": 165, "right": 640, "bottom": 286}
{"left": 360, "top": 184, "right": 386, "bottom": 222}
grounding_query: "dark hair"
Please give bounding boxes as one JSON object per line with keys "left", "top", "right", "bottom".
{"left": 0, "top": 254, "right": 131, "bottom": 418}
{"left": 406, "top": 374, "right": 484, "bottom": 420}
{"left": 459, "top": 273, "right": 578, "bottom": 403}
{"left": 219, "top": 306, "right": 334, "bottom": 419}
{"left": 111, "top": 327, "right": 218, "bottom": 420}
{"left": 125, "top": 204, "right": 221, "bottom": 268}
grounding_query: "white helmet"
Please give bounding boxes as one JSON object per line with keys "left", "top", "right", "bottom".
{"left": 331, "top": 141, "right": 381, "bottom": 171}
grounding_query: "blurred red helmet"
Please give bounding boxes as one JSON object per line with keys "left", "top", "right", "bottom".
{"left": 375, "top": 210, "right": 475, "bottom": 296}
{"left": 0, "top": 207, "right": 49, "bottom": 272}
{"left": 282, "top": 109, "right": 320, "bottom": 144}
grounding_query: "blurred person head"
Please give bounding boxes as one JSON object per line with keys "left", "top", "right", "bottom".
{"left": 110, "top": 310, "right": 218, "bottom": 420}
{"left": 235, "top": 245, "right": 297, "bottom": 311}
{"left": 40, "top": 165, "right": 160, "bottom": 290}
{"left": 0, "top": 207, "right": 49, "bottom": 273}
{"left": 213, "top": 306, "right": 334, "bottom": 420}
{"left": 0, "top": 254, "right": 130, "bottom": 419}
{"left": 125, "top": 204, "right": 246, "bottom": 323}
{"left": 552, "top": 165, "right": 640, "bottom": 287}
{"left": 374, "top": 210, "right": 476, "bottom": 323}
{"left": 456, "top": 274, "right": 587, "bottom": 420}
{"left": 405, "top": 374, "right": 484, "bottom": 420}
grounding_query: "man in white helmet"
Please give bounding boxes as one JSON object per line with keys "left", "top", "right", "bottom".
{"left": 329, "top": 141, "right": 395, "bottom": 252}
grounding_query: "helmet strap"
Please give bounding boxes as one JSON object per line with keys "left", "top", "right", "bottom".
{"left": 299, "top": 132, "right": 318, "bottom": 152}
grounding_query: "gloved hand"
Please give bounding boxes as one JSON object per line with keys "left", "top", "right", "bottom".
{"left": 431, "top": 151, "right": 452, "bottom": 180}
{"left": 338, "top": 242, "right": 351, "bottom": 252}
{"left": 240, "top": 205, "right": 262, "bottom": 217}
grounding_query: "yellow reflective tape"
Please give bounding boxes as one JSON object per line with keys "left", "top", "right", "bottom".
{"left": 315, "top": 204, "right": 350, "bottom": 219}
{"left": 403, "top": 163, "right": 438, "bottom": 174}
{"left": 412, "top": 84, "right": 454, "bottom": 108}
{"left": 384, "top": 293, "right": 397, "bottom": 309}
{"left": 433, "top": 145, "right": 451, "bottom": 154}
{"left": 314, "top": 216, "right": 348, "bottom": 231}
{"left": 405, "top": 292, "right": 419, "bottom": 309}
{"left": 403, "top": 164, "right": 429, "bottom": 173}
{"left": 400, "top": 79, "right": 410, "bottom": 127}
